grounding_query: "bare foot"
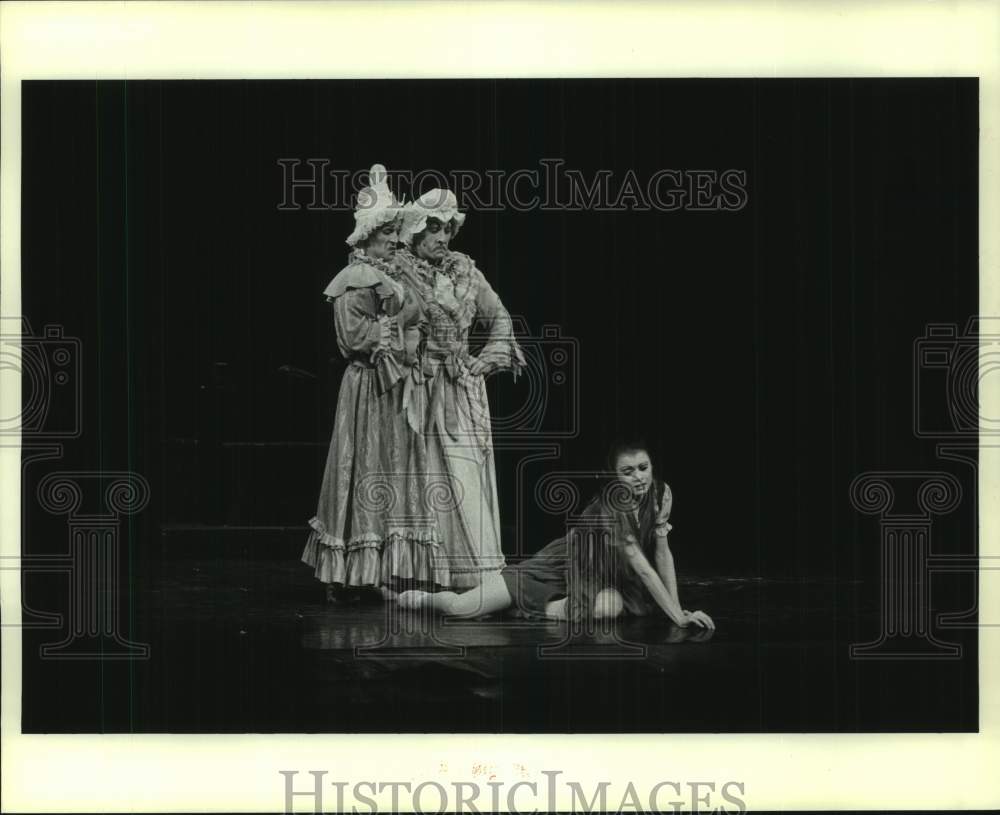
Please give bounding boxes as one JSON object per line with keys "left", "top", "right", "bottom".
{"left": 380, "top": 586, "right": 399, "bottom": 602}
{"left": 397, "top": 589, "right": 432, "bottom": 610}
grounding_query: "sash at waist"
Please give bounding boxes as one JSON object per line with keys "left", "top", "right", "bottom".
{"left": 348, "top": 349, "right": 489, "bottom": 449}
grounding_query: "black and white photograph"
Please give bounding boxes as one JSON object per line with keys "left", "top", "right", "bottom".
{"left": 2, "top": 2, "right": 999, "bottom": 813}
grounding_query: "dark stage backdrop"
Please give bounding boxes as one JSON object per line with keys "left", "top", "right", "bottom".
{"left": 19, "top": 79, "right": 978, "bottom": 731}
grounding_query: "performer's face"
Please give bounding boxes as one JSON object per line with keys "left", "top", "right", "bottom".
{"left": 364, "top": 221, "right": 399, "bottom": 260}
{"left": 413, "top": 217, "right": 453, "bottom": 263}
{"left": 614, "top": 450, "right": 653, "bottom": 499}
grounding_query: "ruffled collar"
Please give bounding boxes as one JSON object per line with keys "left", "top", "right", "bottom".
{"left": 350, "top": 248, "right": 401, "bottom": 279}
{"left": 399, "top": 247, "right": 459, "bottom": 281}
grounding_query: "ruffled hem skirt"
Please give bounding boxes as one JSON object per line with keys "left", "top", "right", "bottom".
{"left": 305, "top": 358, "right": 506, "bottom": 592}
{"left": 301, "top": 517, "right": 494, "bottom": 590}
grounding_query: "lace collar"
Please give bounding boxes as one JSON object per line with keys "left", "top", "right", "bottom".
{"left": 350, "top": 248, "right": 399, "bottom": 278}
{"left": 399, "top": 247, "right": 459, "bottom": 281}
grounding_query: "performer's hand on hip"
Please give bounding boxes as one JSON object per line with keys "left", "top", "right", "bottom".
{"left": 467, "top": 356, "right": 490, "bottom": 376}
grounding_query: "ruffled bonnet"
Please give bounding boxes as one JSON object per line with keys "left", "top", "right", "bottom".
{"left": 399, "top": 187, "right": 467, "bottom": 245}
{"left": 345, "top": 163, "right": 403, "bottom": 247}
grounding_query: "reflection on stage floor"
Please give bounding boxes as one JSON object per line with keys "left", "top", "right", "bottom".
{"left": 21, "top": 555, "right": 978, "bottom": 733}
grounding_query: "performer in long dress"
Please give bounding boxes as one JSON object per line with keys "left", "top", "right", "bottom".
{"left": 398, "top": 441, "right": 715, "bottom": 628}
{"left": 302, "top": 165, "right": 444, "bottom": 602}
{"left": 393, "top": 188, "right": 526, "bottom": 589}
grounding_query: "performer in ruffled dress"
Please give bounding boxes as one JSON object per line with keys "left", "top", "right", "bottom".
{"left": 393, "top": 188, "right": 526, "bottom": 589}
{"left": 302, "top": 165, "right": 440, "bottom": 602}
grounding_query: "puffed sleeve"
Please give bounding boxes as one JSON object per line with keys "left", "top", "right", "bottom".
{"left": 654, "top": 481, "right": 673, "bottom": 535}
{"left": 471, "top": 266, "right": 526, "bottom": 378}
{"left": 332, "top": 288, "right": 386, "bottom": 359}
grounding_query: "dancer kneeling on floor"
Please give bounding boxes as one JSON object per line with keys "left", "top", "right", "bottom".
{"left": 398, "top": 440, "right": 715, "bottom": 628}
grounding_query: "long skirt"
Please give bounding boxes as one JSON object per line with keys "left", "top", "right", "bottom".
{"left": 301, "top": 361, "right": 505, "bottom": 590}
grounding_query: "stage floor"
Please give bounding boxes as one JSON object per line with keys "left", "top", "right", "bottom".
{"left": 22, "top": 554, "right": 979, "bottom": 733}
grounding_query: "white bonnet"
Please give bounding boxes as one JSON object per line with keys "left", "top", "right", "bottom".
{"left": 345, "top": 163, "right": 403, "bottom": 247}
{"left": 399, "top": 187, "right": 466, "bottom": 245}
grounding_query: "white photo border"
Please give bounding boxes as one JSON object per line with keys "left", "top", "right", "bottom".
{"left": 1, "top": 1, "right": 998, "bottom": 812}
